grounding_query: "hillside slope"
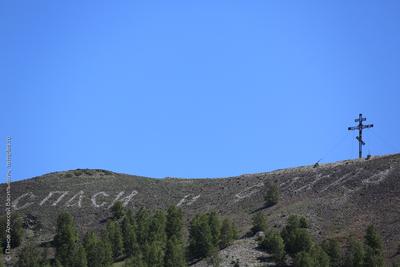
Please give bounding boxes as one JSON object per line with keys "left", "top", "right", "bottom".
{"left": 1, "top": 154, "right": 399, "bottom": 263}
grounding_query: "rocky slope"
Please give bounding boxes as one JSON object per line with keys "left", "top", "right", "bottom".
{"left": 1, "top": 154, "right": 399, "bottom": 265}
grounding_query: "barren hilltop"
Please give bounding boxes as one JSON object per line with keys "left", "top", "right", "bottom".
{"left": 1, "top": 153, "right": 399, "bottom": 265}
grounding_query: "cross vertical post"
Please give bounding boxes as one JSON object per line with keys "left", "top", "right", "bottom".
{"left": 348, "top": 113, "right": 373, "bottom": 159}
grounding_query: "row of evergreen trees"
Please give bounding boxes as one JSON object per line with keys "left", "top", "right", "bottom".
{"left": 2, "top": 205, "right": 399, "bottom": 266}
{"left": 254, "top": 212, "right": 398, "bottom": 267}
{"left": 9, "top": 202, "right": 237, "bottom": 267}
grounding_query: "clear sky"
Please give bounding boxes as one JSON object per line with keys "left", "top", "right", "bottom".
{"left": 1, "top": 1, "right": 399, "bottom": 181}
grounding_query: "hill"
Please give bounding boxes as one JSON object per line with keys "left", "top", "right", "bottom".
{"left": 1, "top": 154, "right": 399, "bottom": 265}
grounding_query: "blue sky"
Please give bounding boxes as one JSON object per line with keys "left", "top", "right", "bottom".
{"left": 1, "top": 1, "right": 399, "bottom": 181}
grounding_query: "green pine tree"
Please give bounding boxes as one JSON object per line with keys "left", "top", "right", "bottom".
{"left": 251, "top": 213, "right": 267, "bottom": 234}
{"left": 363, "top": 245, "right": 384, "bottom": 267}
{"left": 83, "top": 231, "right": 112, "bottom": 267}
{"left": 135, "top": 208, "right": 151, "bottom": 248}
{"left": 166, "top": 206, "right": 183, "bottom": 241}
{"left": 281, "top": 215, "right": 312, "bottom": 256}
{"left": 71, "top": 245, "right": 87, "bottom": 267}
{"left": 364, "top": 225, "right": 383, "bottom": 252}
{"left": 206, "top": 246, "right": 221, "bottom": 267}
{"left": 148, "top": 210, "right": 166, "bottom": 245}
{"left": 106, "top": 220, "right": 124, "bottom": 259}
{"left": 343, "top": 237, "right": 364, "bottom": 267}
{"left": 219, "top": 218, "right": 237, "bottom": 249}
{"left": 143, "top": 241, "right": 164, "bottom": 267}
{"left": 363, "top": 225, "right": 384, "bottom": 267}
{"left": 110, "top": 201, "right": 125, "bottom": 220}
{"left": 285, "top": 228, "right": 314, "bottom": 256}
{"left": 310, "top": 245, "right": 330, "bottom": 267}
{"left": 260, "top": 230, "right": 286, "bottom": 263}
{"left": 54, "top": 212, "right": 80, "bottom": 266}
{"left": 121, "top": 217, "right": 137, "bottom": 257}
{"left": 264, "top": 183, "right": 280, "bottom": 207}
{"left": 208, "top": 212, "right": 221, "bottom": 248}
{"left": 321, "top": 239, "right": 341, "bottom": 267}
{"left": 125, "top": 209, "right": 135, "bottom": 225}
{"left": 294, "top": 251, "right": 315, "bottom": 267}
{"left": 124, "top": 251, "right": 146, "bottom": 267}
{"left": 164, "top": 236, "right": 186, "bottom": 267}
{"left": 188, "top": 214, "right": 214, "bottom": 260}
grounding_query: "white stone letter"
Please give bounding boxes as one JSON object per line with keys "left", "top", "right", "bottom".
{"left": 65, "top": 191, "right": 85, "bottom": 208}
{"left": 12, "top": 192, "right": 36, "bottom": 210}
{"left": 91, "top": 192, "right": 110, "bottom": 208}
{"left": 40, "top": 191, "right": 69, "bottom": 206}
{"left": 176, "top": 194, "right": 200, "bottom": 207}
